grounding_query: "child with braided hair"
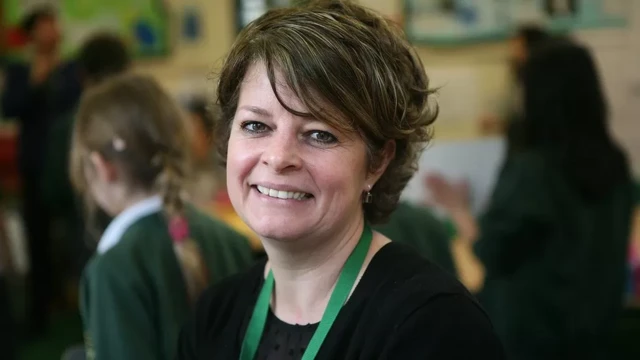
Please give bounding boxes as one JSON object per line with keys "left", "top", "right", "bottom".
{"left": 70, "top": 73, "right": 254, "bottom": 360}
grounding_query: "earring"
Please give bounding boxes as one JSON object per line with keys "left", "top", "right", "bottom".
{"left": 363, "top": 185, "right": 373, "bottom": 204}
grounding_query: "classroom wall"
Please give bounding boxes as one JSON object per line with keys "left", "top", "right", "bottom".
{"left": 362, "top": 0, "right": 511, "bottom": 139}
{"left": 137, "top": 0, "right": 639, "bottom": 174}
{"left": 134, "top": 0, "right": 236, "bottom": 100}
{"left": 139, "top": 0, "right": 511, "bottom": 140}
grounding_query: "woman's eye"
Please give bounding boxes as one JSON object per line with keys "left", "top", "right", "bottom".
{"left": 309, "top": 130, "right": 337, "bottom": 144}
{"left": 241, "top": 121, "right": 268, "bottom": 133}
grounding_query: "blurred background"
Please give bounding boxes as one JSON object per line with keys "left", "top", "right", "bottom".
{"left": 0, "top": 0, "right": 639, "bottom": 359}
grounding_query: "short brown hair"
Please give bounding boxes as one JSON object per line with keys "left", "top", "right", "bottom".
{"left": 216, "top": 0, "right": 437, "bottom": 224}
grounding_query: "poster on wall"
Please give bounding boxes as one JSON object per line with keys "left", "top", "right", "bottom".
{"left": 405, "top": 0, "right": 512, "bottom": 45}
{"left": 404, "top": 0, "right": 630, "bottom": 45}
{"left": 401, "top": 136, "right": 507, "bottom": 215}
{"left": 2, "top": 0, "right": 171, "bottom": 59}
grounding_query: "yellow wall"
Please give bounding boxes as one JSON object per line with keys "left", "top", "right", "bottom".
{"left": 141, "top": 0, "right": 511, "bottom": 139}
{"left": 362, "top": 0, "right": 511, "bottom": 139}
{"left": 134, "top": 0, "right": 236, "bottom": 95}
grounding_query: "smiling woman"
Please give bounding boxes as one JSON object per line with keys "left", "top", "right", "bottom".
{"left": 177, "top": 1, "right": 505, "bottom": 359}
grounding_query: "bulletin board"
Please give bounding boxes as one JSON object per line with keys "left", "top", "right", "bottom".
{"left": 405, "top": 0, "right": 630, "bottom": 46}
{"left": 2, "top": 0, "right": 171, "bottom": 58}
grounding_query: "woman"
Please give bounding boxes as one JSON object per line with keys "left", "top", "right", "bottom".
{"left": 177, "top": 1, "right": 504, "bottom": 359}
{"left": 427, "top": 40, "right": 634, "bottom": 359}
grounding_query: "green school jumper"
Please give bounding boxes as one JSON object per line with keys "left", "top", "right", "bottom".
{"left": 473, "top": 151, "right": 634, "bottom": 359}
{"left": 375, "top": 202, "right": 456, "bottom": 275}
{"left": 80, "top": 196, "right": 254, "bottom": 360}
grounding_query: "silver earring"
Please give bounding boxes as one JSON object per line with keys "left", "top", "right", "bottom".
{"left": 363, "top": 185, "right": 373, "bottom": 204}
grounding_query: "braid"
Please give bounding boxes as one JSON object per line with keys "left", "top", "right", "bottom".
{"left": 156, "top": 155, "right": 209, "bottom": 305}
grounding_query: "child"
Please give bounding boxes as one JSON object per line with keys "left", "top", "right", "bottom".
{"left": 70, "top": 74, "right": 254, "bottom": 359}
{"left": 183, "top": 98, "right": 263, "bottom": 251}
{"left": 183, "top": 97, "right": 220, "bottom": 208}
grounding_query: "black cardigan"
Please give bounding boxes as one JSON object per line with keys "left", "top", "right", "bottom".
{"left": 177, "top": 242, "right": 505, "bottom": 359}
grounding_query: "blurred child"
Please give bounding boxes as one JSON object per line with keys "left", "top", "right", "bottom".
{"left": 70, "top": 74, "right": 253, "bottom": 359}
{"left": 183, "top": 98, "right": 262, "bottom": 251}
{"left": 183, "top": 97, "right": 219, "bottom": 207}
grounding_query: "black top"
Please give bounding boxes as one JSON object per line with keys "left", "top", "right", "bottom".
{"left": 177, "top": 242, "right": 505, "bottom": 359}
{"left": 256, "top": 310, "right": 317, "bottom": 359}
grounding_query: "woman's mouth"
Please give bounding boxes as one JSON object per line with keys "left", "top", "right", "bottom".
{"left": 255, "top": 185, "right": 313, "bottom": 200}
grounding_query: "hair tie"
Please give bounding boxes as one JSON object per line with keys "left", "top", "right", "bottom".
{"left": 169, "top": 216, "right": 190, "bottom": 243}
{"left": 112, "top": 136, "right": 126, "bottom": 151}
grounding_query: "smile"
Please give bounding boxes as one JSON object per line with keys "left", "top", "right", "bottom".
{"left": 256, "top": 185, "right": 312, "bottom": 200}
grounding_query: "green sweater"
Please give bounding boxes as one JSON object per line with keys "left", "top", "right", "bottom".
{"left": 474, "top": 151, "right": 634, "bottom": 358}
{"left": 375, "top": 202, "right": 456, "bottom": 276}
{"left": 80, "top": 200, "right": 254, "bottom": 360}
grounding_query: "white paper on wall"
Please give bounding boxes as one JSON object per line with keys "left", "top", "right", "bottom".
{"left": 401, "top": 136, "right": 507, "bottom": 216}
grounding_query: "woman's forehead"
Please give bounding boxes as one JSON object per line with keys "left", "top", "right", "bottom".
{"left": 240, "top": 63, "right": 302, "bottom": 108}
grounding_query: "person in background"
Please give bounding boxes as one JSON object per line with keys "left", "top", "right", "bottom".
{"left": 479, "top": 25, "right": 553, "bottom": 140}
{"left": 182, "top": 97, "right": 222, "bottom": 208}
{"left": 427, "top": 39, "right": 634, "bottom": 359}
{"left": 183, "top": 98, "right": 263, "bottom": 251}
{"left": 70, "top": 73, "right": 253, "bottom": 360}
{"left": 0, "top": 206, "right": 16, "bottom": 360}
{"left": 177, "top": 1, "right": 503, "bottom": 358}
{"left": 375, "top": 202, "right": 457, "bottom": 275}
{"left": 1, "top": 5, "right": 82, "bottom": 336}
{"left": 629, "top": 181, "right": 640, "bottom": 301}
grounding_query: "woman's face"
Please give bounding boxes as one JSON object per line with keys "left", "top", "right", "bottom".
{"left": 226, "top": 62, "right": 372, "bottom": 242}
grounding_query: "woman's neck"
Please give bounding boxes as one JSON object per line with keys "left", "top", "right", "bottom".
{"left": 263, "top": 218, "right": 388, "bottom": 325}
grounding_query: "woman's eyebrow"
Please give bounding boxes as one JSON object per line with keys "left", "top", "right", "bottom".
{"left": 238, "top": 105, "right": 272, "bottom": 117}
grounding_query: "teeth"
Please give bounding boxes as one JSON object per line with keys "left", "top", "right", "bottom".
{"left": 257, "top": 185, "right": 308, "bottom": 200}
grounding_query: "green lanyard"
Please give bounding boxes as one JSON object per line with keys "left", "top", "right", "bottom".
{"left": 239, "top": 224, "right": 373, "bottom": 360}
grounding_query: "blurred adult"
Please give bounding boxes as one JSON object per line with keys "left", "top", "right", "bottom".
{"left": 1, "top": 5, "right": 82, "bottom": 335}
{"left": 480, "top": 25, "right": 553, "bottom": 138}
{"left": 428, "top": 39, "right": 634, "bottom": 360}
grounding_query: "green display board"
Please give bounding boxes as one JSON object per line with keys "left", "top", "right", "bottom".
{"left": 3, "top": 0, "right": 171, "bottom": 58}
{"left": 405, "top": 0, "right": 630, "bottom": 46}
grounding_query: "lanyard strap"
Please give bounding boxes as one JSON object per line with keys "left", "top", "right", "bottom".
{"left": 239, "top": 224, "right": 373, "bottom": 360}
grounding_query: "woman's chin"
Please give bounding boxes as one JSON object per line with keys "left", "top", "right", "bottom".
{"left": 249, "top": 222, "right": 309, "bottom": 244}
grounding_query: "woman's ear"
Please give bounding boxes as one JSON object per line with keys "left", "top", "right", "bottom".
{"left": 367, "top": 140, "right": 396, "bottom": 187}
{"left": 88, "top": 152, "right": 118, "bottom": 184}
